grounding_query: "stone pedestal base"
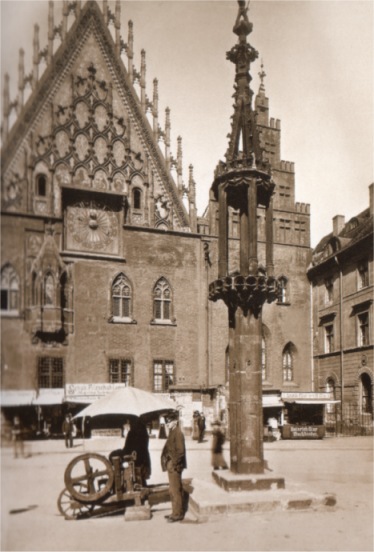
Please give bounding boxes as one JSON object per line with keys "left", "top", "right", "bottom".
{"left": 212, "top": 470, "right": 285, "bottom": 491}
{"left": 188, "top": 476, "right": 336, "bottom": 522}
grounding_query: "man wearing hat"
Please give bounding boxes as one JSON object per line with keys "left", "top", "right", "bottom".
{"left": 161, "top": 410, "right": 187, "bottom": 522}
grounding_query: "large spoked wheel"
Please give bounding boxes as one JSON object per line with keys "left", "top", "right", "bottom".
{"left": 57, "top": 486, "right": 94, "bottom": 520}
{"left": 64, "top": 453, "right": 114, "bottom": 503}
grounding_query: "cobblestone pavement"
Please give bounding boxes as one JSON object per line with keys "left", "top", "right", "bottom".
{"left": 1, "top": 435, "right": 373, "bottom": 551}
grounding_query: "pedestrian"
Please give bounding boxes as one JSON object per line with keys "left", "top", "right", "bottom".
{"left": 211, "top": 420, "right": 228, "bottom": 470}
{"left": 62, "top": 413, "right": 74, "bottom": 448}
{"left": 109, "top": 417, "right": 151, "bottom": 486}
{"left": 161, "top": 411, "right": 187, "bottom": 522}
{"left": 12, "top": 416, "right": 25, "bottom": 459}
{"left": 198, "top": 411, "right": 206, "bottom": 442}
{"left": 158, "top": 416, "right": 167, "bottom": 439}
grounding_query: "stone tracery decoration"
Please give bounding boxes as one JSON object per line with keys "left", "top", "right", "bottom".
{"left": 30, "top": 64, "right": 147, "bottom": 199}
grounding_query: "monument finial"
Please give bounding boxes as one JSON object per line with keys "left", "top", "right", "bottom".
{"left": 258, "top": 60, "right": 266, "bottom": 92}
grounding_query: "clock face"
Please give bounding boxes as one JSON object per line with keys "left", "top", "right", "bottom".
{"left": 66, "top": 200, "right": 118, "bottom": 252}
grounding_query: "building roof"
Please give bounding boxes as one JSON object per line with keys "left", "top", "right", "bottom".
{"left": 310, "top": 205, "right": 373, "bottom": 269}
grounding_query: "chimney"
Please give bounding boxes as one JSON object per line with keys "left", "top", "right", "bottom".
{"left": 333, "top": 215, "right": 345, "bottom": 236}
{"left": 369, "top": 183, "right": 374, "bottom": 216}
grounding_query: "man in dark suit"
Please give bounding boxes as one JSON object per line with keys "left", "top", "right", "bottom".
{"left": 161, "top": 411, "right": 187, "bottom": 522}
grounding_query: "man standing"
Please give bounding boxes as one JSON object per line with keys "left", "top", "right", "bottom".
{"left": 161, "top": 411, "right": 187, "bottom": 522}
{"left": 62, "top": 413, "right": 74, "bottom": 448}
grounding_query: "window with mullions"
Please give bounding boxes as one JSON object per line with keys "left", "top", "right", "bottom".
{"left": 357, "top": 260, "right": 369, "bottom": 290}
{"left": 153, "top": 360, "right": 174, "bottom": 392}
{"left": 109, "top": 359, "right": 132, "bottom": 385}
{"left": 38, "top": 357, "right": 64, "bottom": 388}
{"left": 111, "top": 274, "right": 132, "bottom": 321}
{"left": 153, "top": 278, "right": 172, "bottom": 322}
{"left": 324, "top": 324, "right": 334, "bottom": 353}
{"left": 324, "top": 278, "right": 334, "bottom": 305}
{"left": 1, "top": 264, "right": 20, "bottom": 314}
{"left": 357, "top": 312, "right": 369, "bottom": 347}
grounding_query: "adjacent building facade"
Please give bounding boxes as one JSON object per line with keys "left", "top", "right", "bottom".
{"left": 307, "top": 184, "right": 374, "bottom": 435}
{"left": 1, "top": 1, "right": 312, "bottom": 435}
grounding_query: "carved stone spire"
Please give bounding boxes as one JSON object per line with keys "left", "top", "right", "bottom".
{"left": 224, "top": 0, "right": 264, "bottom": 169}
{"left": 127, "top": 21, "right": 134, "bottom": 81}
{"left": 177, "top": 136, "right": 183, "bottom": 194}
{"left": 18, "top": 49, "right": 25, "bottom": 114}
{"left": 140, "top": 49, "right": 146, "bottom": 111}
{"left": 33, "top": 24, "right": 40, "bottom": 87}
{"left": 153, "top": 78, "right": 159, "bottom": 139}
{"left": 48, "top": 1, "right": 54, "bottom": 63}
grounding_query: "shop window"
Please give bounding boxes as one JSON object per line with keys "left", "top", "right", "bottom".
{"left": 324, "top": 278, "right": 334, "bottom": 305}
{"left": 152, "top": 277, "right": 173, "bottom": 323}
{"left": 277, "top": 276, "right": 289, "bottom": 304}
{"left": 109, "top": 359, "right": 132, "bottom": 385}
{"left": 357, "top": 312, "right": 369, "bottom": 347}
{"left": 360, "top": 373, "right": 373, "bottom": 415}
{"left": 1, "top": 264, "right": 20, "bottom": 314}
{"left": 38, "top": 357, "right": 64, "bottom": 388}
{"left": 36, "top": 174, "right": 47, "bottom": 197}
{"left": 282, "top": 343, "right": 294, "bottom": 382}
{"left": 153, "top": 360, "right": 174, "bottom": 392}
{"left": 324, "top": 324, "right": 334, "bottom": 353}
{"left": 132, "top": 188, "right": 142, "bottom": 210}
{"left": 357, "top": 260, "right": 369, "bottom": 290}
{"left": 111, "top": 273, "right": 132, "bottom": 321}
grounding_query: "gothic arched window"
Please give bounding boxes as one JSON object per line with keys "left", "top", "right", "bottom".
{"left": 132, "top": 188, "right": 142, "bottom": 210}
{"left": 111, "top": 274, "right": 132, "bottom": 321}
{"left": 282, "top": 343, "right": 295, "bottom": 382}
{"left": 1, "top": 264, "right": 20, "bottom": 313}
{"left": 153, "top": 277, "right": 173, "bottom": 323}
{"left": 36, "top": 174, "right": 47, "bottom": 197}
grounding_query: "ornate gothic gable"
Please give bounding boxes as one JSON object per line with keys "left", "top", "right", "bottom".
{"left": 1, "top": 1, "right": 190, "bottom": 231}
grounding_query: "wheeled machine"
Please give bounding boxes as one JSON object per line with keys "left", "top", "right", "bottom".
{"left": 57, "top": 451, "right": 173, "bottom": 520}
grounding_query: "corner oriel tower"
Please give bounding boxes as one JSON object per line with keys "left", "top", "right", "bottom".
{"left": 209, "top": 1, "right": 280, "bottom": 474}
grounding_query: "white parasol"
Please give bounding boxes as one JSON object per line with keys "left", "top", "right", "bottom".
{"left": 73, "top": 386, "right": 178, "bottom": 421}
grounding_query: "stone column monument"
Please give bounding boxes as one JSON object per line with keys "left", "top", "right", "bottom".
{"left": 209, "top": 0, "right": 279, "bottom": 476}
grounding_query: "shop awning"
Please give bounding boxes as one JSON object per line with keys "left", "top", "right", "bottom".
{"left": 33, "top": 389, "right": 65, "bottom": 405}
{"left": 0, "top": 390, "right": 36, "bottom": 406}
{"left": 284, "top": 399, "right": 340, "bottom": 405}
{"left": 262, "top": 395, "right": 284, "bottom": 407}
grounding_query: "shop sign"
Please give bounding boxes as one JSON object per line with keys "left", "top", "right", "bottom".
{"left": 65, "top": 383, "right": 127, "bottom": 403}
{"left": 282, "top": 424, "right": 325, "bottom": 439}
{"left": 282, "top": 392, "right": 333, "bottom": 400}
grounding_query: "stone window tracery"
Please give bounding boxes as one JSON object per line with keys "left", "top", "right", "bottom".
{"left": 111, "top": 274, "right": 133, "bottom": 322}
{"left": 152, "top": 277, "right": 174, "bottom": 323}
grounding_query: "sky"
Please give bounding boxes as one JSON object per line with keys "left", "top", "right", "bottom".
{"left": 1, "top": 0, "right": 373, "bottom": 246}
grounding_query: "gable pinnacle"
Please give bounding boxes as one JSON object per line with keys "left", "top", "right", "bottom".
{"left": 258, "top": 60, "right": 266, "bottom": 92}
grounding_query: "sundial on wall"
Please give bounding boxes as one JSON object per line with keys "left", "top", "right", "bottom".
{"left": 66, "top": 200, "right": 119, "bottom": 253}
